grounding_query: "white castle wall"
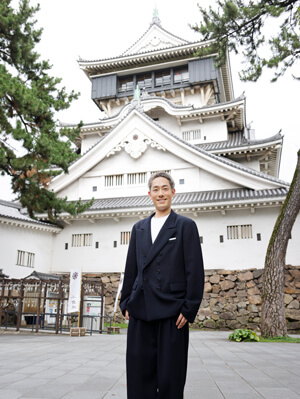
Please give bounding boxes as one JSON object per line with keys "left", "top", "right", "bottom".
{"left": 0, "top": 224, "right": 54, "bottom": 279}
{"left": 49, "top": 206, "right": 300, "bottom": 274}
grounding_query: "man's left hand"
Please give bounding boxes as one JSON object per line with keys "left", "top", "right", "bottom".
{"left": 176, "top": 313, "right": 187, "bottom": 329}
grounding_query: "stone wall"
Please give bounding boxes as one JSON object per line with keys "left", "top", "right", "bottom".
{"left": 101, "top": 265, "right": 300, "bottom": 332}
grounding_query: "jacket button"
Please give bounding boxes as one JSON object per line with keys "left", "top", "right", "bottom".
{"left": 157, "top": 286, "right": 161, "bottom": 290}
{"left": 143, "top": 278, "right": 147, "bottom": 282}
{"left": 157, "top": 277, "right": 161, "bottom": 282}
{"left": 156, "top": 269, "right": 160, "bottom": 273}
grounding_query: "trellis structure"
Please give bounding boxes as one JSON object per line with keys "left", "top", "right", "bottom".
{"left": 0, "top": 272, "right": 105, "bottom": 334}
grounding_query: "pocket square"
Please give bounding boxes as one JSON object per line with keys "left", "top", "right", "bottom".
{"left": 169, "top": 237, "right": 176, "bottom": 241}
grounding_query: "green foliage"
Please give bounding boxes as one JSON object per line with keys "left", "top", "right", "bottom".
{"left": 229, "top": 328, "right": 260, "bottom": 342}
{"left": 191, "top": 0, "right": 300, "bottom": 82}
{"left": 0, "top": 0, "right": 92, "bottom": 221}
{"left": 260, "top": 335, "right": 300, "bottom": 343}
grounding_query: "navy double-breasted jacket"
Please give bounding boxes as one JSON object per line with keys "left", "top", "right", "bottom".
{"left": 120, "top": 210, "right": 204, "bottom": 323}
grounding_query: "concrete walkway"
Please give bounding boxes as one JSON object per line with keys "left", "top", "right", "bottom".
{"left": 0, "top": 330, "right": 299, "bottom": 399}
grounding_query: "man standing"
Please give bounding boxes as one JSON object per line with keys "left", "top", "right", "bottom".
{"left": 120, "top": 172, "right": 204, "bottom": 399}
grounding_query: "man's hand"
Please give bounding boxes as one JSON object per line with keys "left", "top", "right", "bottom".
{"left": 176, "top": 313, "right": 187, "bottom": 329}
{"left": 125, "top": 310, "right": 130, "bottom": 320}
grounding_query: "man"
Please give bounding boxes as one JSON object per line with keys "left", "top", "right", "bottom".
{"left": 120, "top": 171, "right": 204, "bottom": 399}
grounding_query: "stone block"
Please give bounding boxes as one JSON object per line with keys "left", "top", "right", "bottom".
{"left": 237, "top": 301, "right": 248, "bottom": 308}
{"left": 237, "top": 308, "right": 248, "bottom": 316}
{"left": 203, "top": 319, "right": 216, "bottom": 329}
{"left": 220, "top": 280, "right": 235, "bottom": 291}
{"left": 237, "top": 271, "right": 253, "bottom": 281}
{"left": 285, "top": 286, "right": 300, "bottom": 294}
{"left": 199, "top": 308, "right": 212, "bottom": 317}
{"left": 246, "top": 280, "right": 256, "bottom": 288}
{"left": 248, "top": 295, "right": 262, "bottom": 305}
{"left": 247, "top": 304, "right": 259, "bottom": 312}
{"left": 236, "top": 315, "right": 249, "bottom": 325}
{"left": 287, "top": 300, "right": 300, "bottom": 309}
{"left": 287, "top": 321, "right": 300, "bottom": 330}
{"left": 224, "top": 303, "right": 237, "bottom": 312}
{"left": 200, "top": 299, "right": 209, "bottom": 308}
{"left": 247, "top": 286, "right": 260, "bottom": 296}
{"left": 220, "top": 311, "right": 235, "bottom": 320}
{"left": 210, "top": 274, "right": 220, "bottom": 284}
{"left": 222, "top": 270, "right": 234, "bottom": 275}
{"left": 204, "top": 282, "right": 212, "bottom": 293}
{"left": 226, "top": 289, "right": 236, "bottom": 297}
{"left": 253, "top": 269, "right": 263, "bottom": 279}
{"left": 289, "top": 269, "right": 300, "bottom": 280}
{"left": 284, "top": 294, "right": 294, "bottom": 304}
{"left": 212, "top": 285, "right": 220, "bottom": 294}
{"left": 285, "top": 309, "right": 300, "bottom": 321}
{"left": 237, "top": 290, "right": 247, "bottom": 297}
{"left": 226, "top": 320, "right": 240, "bottom": 329}
{"left": 209, "top": 298, "right": 219, "bottom": 307}
{"left": 236, "top": 282, "right": 246, "bottom": 290}
{"left": 225, "top": 274, "right": 237, "bottom": 282}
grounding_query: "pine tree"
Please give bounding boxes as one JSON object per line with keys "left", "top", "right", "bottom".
{"left": 191, "top": 0, "right": 300, "bottom": 337}
{"left": 191, "top": 0, "right": 300, "bottom": 82}
{"left": 0, "top": 0, "right": 93, "bottom": 221}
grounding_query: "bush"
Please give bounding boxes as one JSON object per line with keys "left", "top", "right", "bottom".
{"left": 229, "top": 329, "right": 260, "bottom": 342}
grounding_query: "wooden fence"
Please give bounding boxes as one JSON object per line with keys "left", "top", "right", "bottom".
{"left": 0, "top": 274, "right": 105, "bottom": 334}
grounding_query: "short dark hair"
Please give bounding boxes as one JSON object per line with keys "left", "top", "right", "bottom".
{"left": 148, "top": 172, "right": 175, "bottom": 191}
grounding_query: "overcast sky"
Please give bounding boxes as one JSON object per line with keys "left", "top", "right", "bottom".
{"left": 1, "top": 0, "right": 299, "bottom": 200}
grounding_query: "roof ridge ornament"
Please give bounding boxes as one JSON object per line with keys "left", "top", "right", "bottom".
{"left": 130, "top": 85, "right": 144, "bottom": 112}
{"left": 151, "top": 6, "right": 161, "bottom": 26}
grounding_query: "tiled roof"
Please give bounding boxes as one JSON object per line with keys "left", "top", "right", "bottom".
{"left": 62, "top": 106, "right": 287, "bottom": 188}
{"left": 122, "top": 22, "right": 189, "bottom": 56}
{"left": 0, "top": 200, "right": 61, "bottom": 229}
{"left": 87, "top": 187, "right": 288, "bottom": 211}
{"left": 198, "top": 132, "right": 282, "bottom": 152}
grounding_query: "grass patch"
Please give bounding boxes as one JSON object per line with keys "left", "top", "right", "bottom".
{"left": 104, "top": 322, "right": 128, "bottom": 329}
{"left": 259, "top": 335, "right": 300, "bottom": 343}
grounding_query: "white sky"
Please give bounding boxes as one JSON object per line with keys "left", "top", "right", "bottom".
{"left": 1, "top": 0, "right": 299, "bottom": 200}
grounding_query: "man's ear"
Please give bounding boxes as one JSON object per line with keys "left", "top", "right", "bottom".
{"left": 172, "top": 189, "right": 176, "bottom": 197}
{"left": 148, "top": 191, "right": 152, "bottom": 198}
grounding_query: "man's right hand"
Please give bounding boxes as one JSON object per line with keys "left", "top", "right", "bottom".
{"left": 125, "top": 310, "right": 130, "bottom": 320}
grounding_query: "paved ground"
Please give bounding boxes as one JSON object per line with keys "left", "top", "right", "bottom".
{"left": 0, "top": 330, "right": 299, "bottom": 399}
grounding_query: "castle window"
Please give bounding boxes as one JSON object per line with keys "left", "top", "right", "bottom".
{"left": 182, "top": 131, "right": 191, "bottom": 141}
{"left": 17, "top": 250, "right": 35, "bottom": 268}
{"left": 227, "top": 225, "right": 253, "bottom": 240}
{"left": 155, "top": 70, "right": 171, "bottom": 87}
{"left": 127, "top": 172, "right": 147, "bottom": 185}
{"left": 174, "top": 67, "right": 189, "bottom": 84}
{"left": 118, "top": 76, "right": 134, "bottom": 93}
{"left": 137, "top": 73, "right": 152, "bottom": 90}
{"left": 105, "top": 174, "right": 123, "bottom": 187}
{"left": 121, "top": 232, "right": 131, "bottom": 245}
{"left": 182, "top": 130, "right": 201, "bottom": 141}
{"left": 93, "top": 186, "right": 97, "bottom": 192}
{"left": 257, "top": 233, "right": 261, "bottom": 241}
{"left": 72, "top": 234, "right": 93, "bottom": 247}
{"left": 179, "top": 179, "right": 184, "bottom": 185}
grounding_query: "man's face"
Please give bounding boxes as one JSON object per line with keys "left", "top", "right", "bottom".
{"left": 148, "top": 177, "right": 175, "bottom": 214}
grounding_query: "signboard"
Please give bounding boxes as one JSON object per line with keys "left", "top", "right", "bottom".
{"left": 68, "top": 269, "right": 82, "bottom": 313}
{"left": 113, "top": 273, "right": 124, "bottom": 313}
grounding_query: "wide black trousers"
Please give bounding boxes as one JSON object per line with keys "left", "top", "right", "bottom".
{"left": 126, "top": 315, "right": 189, "bottom": 399}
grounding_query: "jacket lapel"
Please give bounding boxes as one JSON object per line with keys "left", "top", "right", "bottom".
{"left": 143, "top": 210, "right": 177, "bottom": 269}
{"left": 138, "top": 214, "right": 153, "bottom": 256}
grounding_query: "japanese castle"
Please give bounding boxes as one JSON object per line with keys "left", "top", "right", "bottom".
{"left": 1, "top": 12, "right": 299, "bottom": 279}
